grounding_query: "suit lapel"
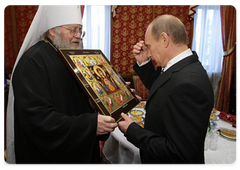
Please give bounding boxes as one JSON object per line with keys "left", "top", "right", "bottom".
{"left": 146, "top": 69, "right": 171, "bottom": 102}
{"left": 146, "top": 53, "right": 199, "bottom": 103}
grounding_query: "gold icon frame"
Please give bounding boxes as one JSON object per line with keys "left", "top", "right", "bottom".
{"left": 58, "top": 49, "right": 140, "bottom": 122}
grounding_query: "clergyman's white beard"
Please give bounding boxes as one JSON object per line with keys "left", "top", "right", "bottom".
{"left": 52, "top": 32, "right": 81, "bottom": 49}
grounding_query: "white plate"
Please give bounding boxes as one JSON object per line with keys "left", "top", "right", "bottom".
{"left": 220, "top": 129, "right": 236, "bottom": 140}
{"left": 129, "top": 110, "right": 144, "bottom": 116}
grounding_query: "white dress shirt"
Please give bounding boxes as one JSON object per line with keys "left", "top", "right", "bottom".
{"left": 137, "top": 48, "right": 193, "bottom": 73}
{"left": 137, "top": 49, "right": 193, "bottom": 73}
{"left": 163, "top": 49, "right": 193, "bottom": 72}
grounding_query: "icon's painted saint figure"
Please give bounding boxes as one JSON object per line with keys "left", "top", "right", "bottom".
{"left": 73, "top": 57, "right": 85, "bottom": 68}
{"left": 92, "top": 65, "right": 119, "bottom": 94}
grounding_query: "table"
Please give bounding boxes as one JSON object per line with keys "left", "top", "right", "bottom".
{"left": 102, "top": 127, "right": 141, "bottom": 164}
{"left": 204, "top": 119, "right": 236, "bottom": 164}
{"left": 103, "top": 108, "right": 236, "bottom": 164}
{"left": 102, "top": 104, "right": 145, "bottom": 164}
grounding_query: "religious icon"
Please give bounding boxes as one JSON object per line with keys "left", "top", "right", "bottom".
{"left": 124, "top": 89, "right": 131, "bottom": 98}
{"left": 93, "top": 82, "right": 104, "bottom": 95}
{"left": 89, "top": 65, "right": 120, "bottom": 95}
{"left": 115, "top": 92, "right": 125, "bottom": 104}
{"left": 58, "top": 49, "right": 140, "bottom": 122}
{"left": 100, "top": 57, "right": 106, "bottom": 65}
{"left": 104, "top": 96, "right": 114, "bottom": 111}
{"left": 114, "top": 75, "right": 122, "bottom": 86}
{"left": 72, "top": 57, "right": 85, "bottom": 68}
{"left": 87, "top": 56, "right": 97, "bottom": 65}
{"left": 83, "top": 69, "right": 93, "bottom": 81}
{"left": 106, "top": 67, "right": 114, "bottom": 76}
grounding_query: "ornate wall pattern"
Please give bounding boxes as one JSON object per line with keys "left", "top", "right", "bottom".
{"left": 111, "top": 6, "right": 152, "bottom": 75}
{"left": 4, "top": 6, "right": 38, "bottom": 71}
{"left": 111, "top": 5, "right": 193, "bottom": 75}
{"left": 15, "top": 6, "right": 39, "bottom": 50}
{"left": 5, "top": 5, "right": 192, "bottom": 75}
{"left": 4, "top": 6, "right": 15, "bottom": 70}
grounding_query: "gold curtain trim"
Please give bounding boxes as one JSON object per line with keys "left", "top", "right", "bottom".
{"left": 224, "top": 44, "right": 236, "bottom": 57}
{"left": 189, "top": 5, "right": 198, "bottom": 21}
{"left": 111, "top": 5, "right": 118, "bottom": 18}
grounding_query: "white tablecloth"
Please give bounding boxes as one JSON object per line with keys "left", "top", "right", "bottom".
{"left": 204, "top": 119, "right": 236, "bottom": 164}
{"left": 103, "top": 110, "right": 236, "bottom": 164}
{"left": 103, "top": 105, "right": 146, "bottom": 164}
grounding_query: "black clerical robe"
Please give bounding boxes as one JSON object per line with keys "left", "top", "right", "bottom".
{"left": 12, "top": 39, "right": 108, "bottom": 163}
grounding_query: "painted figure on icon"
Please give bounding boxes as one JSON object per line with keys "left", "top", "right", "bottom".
{"left": 91, "top": 65, "right": 119, "bottom": 95}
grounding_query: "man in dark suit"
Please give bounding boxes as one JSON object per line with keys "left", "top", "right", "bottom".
{"left": 118, "top": 15, "right": 214, "bottom": 163}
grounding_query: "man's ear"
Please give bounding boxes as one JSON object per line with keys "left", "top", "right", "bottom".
{"left": 48, "top": 28, "right": 56, "bottom": 37}
{"left": 160, "top": 32, "right": 170, "bottom": 48}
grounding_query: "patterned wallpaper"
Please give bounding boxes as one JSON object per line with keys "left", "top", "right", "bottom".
{"left": 4, "top": 6, "right": 15, "bottom": 70}
{"left": 4, "top": 6, "right": 38, "bottom": 71}
{"left": 15, "top": 6, "right": 38, "bottom": 49}
{"left": 4, "top": 5, "right": 192, "bottom": 75}
{"left": 111, "top": 5, "right": 193, "bottom": 75}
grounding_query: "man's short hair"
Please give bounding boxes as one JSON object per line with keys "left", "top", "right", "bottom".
{"left": 151, "top": 15, "right": 188, "bottom": 45}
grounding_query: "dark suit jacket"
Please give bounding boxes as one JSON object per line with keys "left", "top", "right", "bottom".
{"left": 126, "top": 52, "right": 214, "bottom": 163}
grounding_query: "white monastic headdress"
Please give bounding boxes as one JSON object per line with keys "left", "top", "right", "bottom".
{"left": 6, "top": 5, "right": 82, "bottom": 163}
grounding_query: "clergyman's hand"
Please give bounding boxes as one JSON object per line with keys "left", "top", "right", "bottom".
{"left": 97, "top": 114, "right": 117, "bottom": 135}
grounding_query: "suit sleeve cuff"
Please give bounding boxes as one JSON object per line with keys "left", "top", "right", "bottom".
{"left": 124, "top": 122, "right": 143, "bottom": 148}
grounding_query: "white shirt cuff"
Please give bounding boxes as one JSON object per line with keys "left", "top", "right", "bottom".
{"left": 137, "top": 59, "right": 151, "bottom": 67}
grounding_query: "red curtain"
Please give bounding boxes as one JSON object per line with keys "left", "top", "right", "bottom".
{"left": 216, "top": 6, "right": 236, "bottom": 113}
{"left": 81, "top": 5, "right": 84, "bottom": 18}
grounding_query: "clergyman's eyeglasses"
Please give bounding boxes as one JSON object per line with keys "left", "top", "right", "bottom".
{"left": 61, "top": 26, "right": 83, "bottom": 37}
